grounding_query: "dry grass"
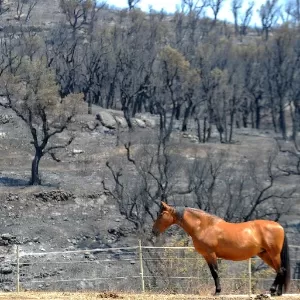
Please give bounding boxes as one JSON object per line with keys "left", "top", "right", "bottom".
{"left": 0, "top": 292, "right": 299, "bottom": 300}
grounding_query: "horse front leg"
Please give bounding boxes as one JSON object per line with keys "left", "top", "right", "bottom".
{"left": 209, "top": 263, "right": 221, "bottom": 295}
{"left": 205, "top": 254, "right": 221, "bottom": 295}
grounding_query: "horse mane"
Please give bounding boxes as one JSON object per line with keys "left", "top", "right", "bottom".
{"left": 174, "top": 206, "right": 221, "bottom": 223}
{"left": 174, "top": 206, "right": 186, "bottom": 221}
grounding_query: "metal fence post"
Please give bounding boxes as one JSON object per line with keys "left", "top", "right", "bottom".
{"left": 16, "top": 246, "right": 20, "bottom": 293}
{"left": 248, "top": 257, "right": 252, "bottom": 297}
{"left": 138, "top": 240, "right": 145, "bottom": 292}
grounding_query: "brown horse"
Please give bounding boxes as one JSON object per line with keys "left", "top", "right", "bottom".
{"left": 152, "top": 202, "right": 290, "bottom": 296}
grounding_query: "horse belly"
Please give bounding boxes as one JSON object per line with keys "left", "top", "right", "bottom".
{"left": 215, "top": 229, "right": 262, "bottom": 261}
{"left": 216, "top": 248, "right": 259, "bottom": 261}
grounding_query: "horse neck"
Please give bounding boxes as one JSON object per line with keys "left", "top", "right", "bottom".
{"left": 177, "top": 208, "right": 219, "bottom": 235}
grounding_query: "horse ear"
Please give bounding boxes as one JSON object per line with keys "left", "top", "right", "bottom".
{"left": 161, "top": 201, "right": 169, "bottom": 210}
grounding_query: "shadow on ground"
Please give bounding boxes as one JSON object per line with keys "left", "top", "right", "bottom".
{"left": 0, "top": 176, "right": 29, "bottom": 186}
{"left": 0, "top": 176, "right": 59, "bottom": 187}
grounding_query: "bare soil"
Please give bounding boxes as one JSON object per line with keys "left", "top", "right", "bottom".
{"left": 0, "top": 292, "right": 299, "bottom": 300}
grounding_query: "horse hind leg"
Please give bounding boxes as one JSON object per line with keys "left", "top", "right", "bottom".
{"left": 257, "top": 251, "right": 278, "bottom": 296}
{"left": 259, "top": 249, "right": 286, "bottom": 296}
{"left": 271, "top": 253, "right": 289, "bottom": 297}
{"left": 271, "top": 254, "right": 286, "bottom": 296}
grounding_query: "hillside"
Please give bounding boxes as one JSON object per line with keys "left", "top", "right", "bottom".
{"left": 0, "top": 0, "right": 300, "bottom": 296}
{"left": 0, "top": 101, "right": 300, "bottom": 293}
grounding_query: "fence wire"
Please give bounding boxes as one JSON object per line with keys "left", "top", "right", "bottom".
{"left": 1, "top": 244, "right": 300, "bottom": 295}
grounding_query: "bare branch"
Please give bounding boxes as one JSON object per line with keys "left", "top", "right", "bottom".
{"left": 124, "top": 142, "right": 136, "bottom": 164}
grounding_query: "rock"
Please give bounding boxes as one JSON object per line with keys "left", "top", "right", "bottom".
{"left": 182, "top": 133, "right": 191, "bottom": 138}
{"left": 72, "top": 149, "right": 84, "bottom": 155}
{"left": 0, "top": 239, "right": 9, "bottom": 246}
{"left": 140, "top": 115, "right": 156, "bottom": 128}
{"left": 97, "top": 292, "right": 120, "bottom": 298}
{"left": 2, "top": 285, "right": 12, "bottom": 292}
{"left": 71, "top": 239, "right": 77, "bottom": 245}
{"left": 103, "top": 129, "right": 115, "bottom": 135}
{"left": 1, "top": 233, "right": 15, "bottom": 241}
{"left": 87, "top": 120, "right": 99, "bottom": 130}
{"left": 33, "top": 237, "right": 40, "bottom": 243}
{"left": 108, "top": 228, "right": 118, "bottom": 235}
{"left": 0, "top": 114, "right": 13, "bottom": 125}
{"left": 0, "top": 266, "right": 13, "bottom": 274}
{"left": 96, "top": 111, "right": 117, "bottom": 129}
{"left": 114, "top": 116, "right": 128, "bottom": 128}
{"left": 34, "top": 190, "right": 75, "bottom": 202}
{"left": 132, "top": 118, "right": 146, "bottom": 128}
{"left": 118, "top": 226, "right": 131, "bottom": 237}
{"left": 254, "top": 294, "right": 270, "bottom": 300}
{"left": 66, "top": 246, "right": 75, "bottom": 251}
{"left": 14, "top": 14, "right": 26, "bottom": 21}
{"left": 7, "top": 193, "right": 19, "bottom": 201}
{"left": 84, "top": 252, "right": 95, "bottom": 260}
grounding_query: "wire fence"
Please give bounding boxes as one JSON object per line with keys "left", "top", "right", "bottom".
{"left": 1, "top": 242, "right": 300, "bottom": 296}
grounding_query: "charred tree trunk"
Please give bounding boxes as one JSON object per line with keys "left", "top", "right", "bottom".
{"left": 182, "top": 102, "right": 193, "bottom": 132}
{"left": 279, "top": 99, "right": 287, "bottom": 140}
{"left": 271, "top": 99, "right": 278, "bottom": 133}
{"left": 123, "top": 106, "right": 133, "bottom": 129}
{"left": 292, "top": 102, "right": 300, "bottom": 141}
{"left": 175, "top": 103, "right": 181, "bottom": 120}
{"left": 255, "top": 95, "right": 261, "bottom": 129}
{"left": 88, "top": 91, "right": 92, "bottom": 115}
{"left": 229, "top": 110, "right": 235, "bottom": 143}
{"left": 30, "top": 148, "right": 43, "bottom": 185}
{"left": 195, "top": 117, "right": 202, "bottom": 143}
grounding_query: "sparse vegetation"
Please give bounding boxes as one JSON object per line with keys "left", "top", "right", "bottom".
{"left": 0, "top": 0, "right": 300, "bottom": 296}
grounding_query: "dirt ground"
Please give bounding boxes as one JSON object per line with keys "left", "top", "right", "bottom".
{"left": 0, "top": 292, "right": 299, "bottom": 300}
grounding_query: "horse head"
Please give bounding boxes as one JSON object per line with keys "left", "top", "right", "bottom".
{"left": 152, "top": 201, "right": 176, "bottom": 236}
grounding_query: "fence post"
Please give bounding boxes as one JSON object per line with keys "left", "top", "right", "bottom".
{"left": 16, "top": 246, "right": 20, "bottom": 293}
{"left": 248, "top": 257, "right": 252, "bottom": 297}
{"left": 138, "top": 240, "right": 145, "bottom": 293}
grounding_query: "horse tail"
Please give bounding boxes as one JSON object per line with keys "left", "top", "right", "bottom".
{"left": 281, "top": 233, "right": 290, "bottom": 292}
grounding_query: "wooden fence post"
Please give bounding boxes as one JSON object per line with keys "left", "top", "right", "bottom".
{"left": 248, "top": 257, "right": 252, "bottom": 297}
{"left": 16, "top": 246, "right": 20, "bottom": 293}
{"left": 138, "top": 240, "right": 145, "bottom": 292}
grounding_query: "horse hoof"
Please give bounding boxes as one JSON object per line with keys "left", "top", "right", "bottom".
{"left": 270, "top": 288, "right": 276, "bottom": 297}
